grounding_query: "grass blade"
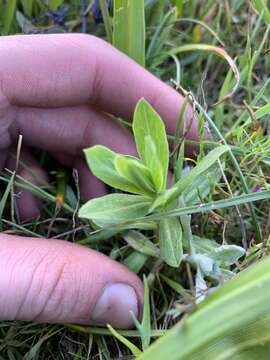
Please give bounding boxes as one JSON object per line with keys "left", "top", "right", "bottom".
{"left": 3, "top": 0, "right": 17, "bottom": 35}
{"left": 113, "top": 0, "right": 145, "bottom": 66}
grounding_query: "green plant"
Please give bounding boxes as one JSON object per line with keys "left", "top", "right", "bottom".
{"left": 79, "top": 98, "right": 245, "bottom": 299}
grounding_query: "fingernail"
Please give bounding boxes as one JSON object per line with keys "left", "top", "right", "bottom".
{"left": 92, "top": 283, "right": 138, "bottom": 328}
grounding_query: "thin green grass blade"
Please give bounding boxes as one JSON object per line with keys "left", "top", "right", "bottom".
{"left": 99, "top": 0, "right": 113, "bottom": 42}
{"left": 144, "top": 190, "right": 270, "bottom": 221}
{"left": 113, "top": 0, "right": 145, "bottom": 66}
{"left": 107, "top": 325, "right": 142, "bottom": 357}
{"left": 0, "top": 172, "right": 15, "bottom": 231}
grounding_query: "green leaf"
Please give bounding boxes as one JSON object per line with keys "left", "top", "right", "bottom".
{"left": 78, "top": 194, "right": 152, "bottom": 227}
{"left": 123, "top": 230, "right": 159, "bottom": 257}
{"left": 131, "top": 276, "right": 151, "bottom": 350}
{"left": 3, "top": 0, "right": 16, "bottom": 35}
{"left": 48, "top": 0, "right": 64, "bottom": 11}
{"left": 192, "top": 236, "right": 245, "bottom": 265}
{"left": 113, "top": 0, "right": 145, "bottom": 66}
{"left": 159, "top": 218, "right": 183, "bottom": 267}
{"left": 138, "top": 255, "right": 270, "bottom": 360}
{"left": 133, "top": 99, "right": 169, "bottom": 192}
{"left": 252, "top": 0, "right": 270, "bottom": 25}
{"left": 123, "top": 251, "right": 148, "bottom": 273}
{"left": 16, "top": 11, "right": 34, "bottom": 33}
{"left": 208, "top": 245, "right": 246, "bottom": 265}
{"left": 84, "top": 145, "right": 152, "bottom": 196}
{"left": 107, "top": 325, "right": 142, "bottom": 357}
{"left": 0, "top": 172, "right": 15, "bottom": 231}
{"left": 182, "top": 164, "right": 222, "bottom": 205}
{"left": 114, "top": 155, "right": 156, "bottom": 196}
{"left": 99, "top": 0, "right": 113, "bottom": 43}
{"left": 150, "top": 145, "right": 229, "bottom": 211}
{"left": 20, "top": 0, "right": 34, "bottom": 16}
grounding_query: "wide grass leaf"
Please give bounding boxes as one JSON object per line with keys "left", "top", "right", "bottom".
{"left": 78, "top": 194, "right": 152, "bottom": 227}
{"left": 139, "top": 255, "right": 270, "bottom": 360}
{"left": 113, "top": 0, "right": 145, "bottom": 66}
{"left": 3, "top": 0, "right": 16, "bottom": 35}
{"left": 159, "top": 218, "right": 183, "bottom": 267}
{"left": 133, "top": 99, "right": 169, "bottom": 192}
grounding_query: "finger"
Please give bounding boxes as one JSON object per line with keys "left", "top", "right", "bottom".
{"left": 6, "top": 149, "right": 49, "bottom": 221}
{"left": 0, "top": 234, "right": 143, "bottom": 328}
{"left": 13, "top": 105, "right": 137, "bottom": 156}
{"left": 1, "top": 34, "right": 197, "bottom": 138}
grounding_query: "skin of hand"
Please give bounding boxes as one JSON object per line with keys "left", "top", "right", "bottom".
{"left": 0, "top": 34, "right": 199, "bottom": 329}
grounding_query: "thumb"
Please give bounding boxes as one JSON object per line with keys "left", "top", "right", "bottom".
{"left": 0, "top": 234, "right": 143, "bottom": 329}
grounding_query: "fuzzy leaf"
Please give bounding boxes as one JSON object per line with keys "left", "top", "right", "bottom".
{"left": 133, "top": 99, "right": 169, "bottom": 192}
{"left": 114, "top": 155, "right": 156, "bottom": 196}
{"left": 79, "top": 194, "right": 152, "bottom": 227}
{"left": 84, "top": 145, "right": 152, "bottom": 196}
{"left": 123, "top": 230, "right": 159, "bottom": 257}
{"left": 159, "top": 218, "right": 183, "bottom": 267}
{"left": 208, "top": 245, "right": 246, "bottom": 265}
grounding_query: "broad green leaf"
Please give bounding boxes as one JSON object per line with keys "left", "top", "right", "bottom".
{"left": 208, "top": 245, "right": 246, "bottom": 265}
{"left": 150, "top": 145, "right": 229, "bottom": 211}
{"left": 133, "top": 99, "right": 169, "bottom": 192}
{"left": 123, "top": 230, "right": 159, "bottom": 257}
{"left": 192, "top": 235, "right": 219, "bottom": 253}
{"left": 159, "top": 218, "right": 183, "bottom": 267}
{"left": 139, "top": 255, "right": 270, "bottom": 360}
{"left": 113, "top": 0, "right": 145, "bottom": 66}
{"left": 84, "top": 145, "right": 152, "bottom": 196}
{"left": 192, "top": 236, "right": 245, "bottom": 265}
{"left": 114, "top": 155, "right": 156, "bottom": 196}
{"left": 78, "top": 194, "right": 152, "bottom": 227}
{"left": 144, "top": 135, "right": 164, "bottom": 192}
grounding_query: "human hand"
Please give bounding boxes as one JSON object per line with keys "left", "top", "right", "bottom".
{"left": 0, "top": 34, "right": 199, "bottom": 328}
